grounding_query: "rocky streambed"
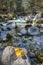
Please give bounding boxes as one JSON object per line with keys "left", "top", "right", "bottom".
{"left": 0, "top": 20, "right": 43, "bottom": 65}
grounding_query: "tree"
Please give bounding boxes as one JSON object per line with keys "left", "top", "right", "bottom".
{"left": 0, "top": 0, "right": 17, "bottom": 14}
{"left": 22, "top": 0, "right": 30, "bottom": 14}
{"left": 29, "top": 0, "right": 43, "bottom": 14}
{"left": 0, "top": 0, "right": 43, "bottom": 15}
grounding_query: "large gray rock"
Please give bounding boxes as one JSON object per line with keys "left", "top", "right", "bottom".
{"left": 13, "top": 55, "right": 31, "bottom": 65}
{"left": 28, "top": 26, "right": 40, "bottom": 35}
{"left": 13, "top": 56, "right": 27, "bottom": 65}
{"left": 1, "top": 46, "right": 17, "bottom": 65}
{"left": 1, "top": 46, "right": 31, "bottom": 65}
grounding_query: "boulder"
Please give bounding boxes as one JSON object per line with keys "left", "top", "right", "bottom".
{"left": 28, "top": 26, "right": 40, "bottom": 35}
{"left": 20, "top": 28, "right": 27, "bottom": 35}
{"left": 1, "top": 46, "right": 31, "bottom": 65}
{"left": 13, "top": 56, "right": 27, "bottom": 65}
{"left": 1, "top": 46, "right": 17, "bottom": 65}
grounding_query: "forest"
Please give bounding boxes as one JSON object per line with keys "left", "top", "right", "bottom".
{"left": 0, "top": 0, "right": 43, "bottom": 17}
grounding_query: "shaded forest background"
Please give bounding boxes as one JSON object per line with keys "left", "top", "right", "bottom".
{"left": 0, "top": 0, "right": 43, "bottom": 16}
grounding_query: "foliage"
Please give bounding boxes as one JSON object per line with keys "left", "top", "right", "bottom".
{"left": 0, "top": 0, "right": 43, "bottom": 16}
{"left": 6, "top": 33, "right": 12, "bottom": 41}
